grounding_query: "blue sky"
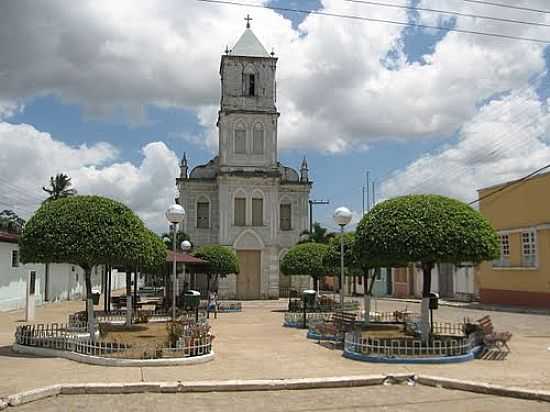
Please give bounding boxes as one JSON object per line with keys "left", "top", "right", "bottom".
{"left": 1, "top": 0, "right": 549, "bottom": 231}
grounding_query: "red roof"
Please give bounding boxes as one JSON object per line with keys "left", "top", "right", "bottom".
{"left": 0, "top": 231, "right": 18, "bottom": 243}
{"left": 166, "top": 250, "right": 207, "bottom": 265}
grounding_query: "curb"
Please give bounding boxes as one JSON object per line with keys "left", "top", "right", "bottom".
{"left": 11, "top": 344, "right": 215, "bottom": 367}
{"left": 417, "top": 375, "right": 550, "bottom": 402}
{"left": 2, "top": 374, "right": 550, "bottom": 408}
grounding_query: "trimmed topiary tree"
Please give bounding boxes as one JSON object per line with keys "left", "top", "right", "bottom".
{"left": 280, "top": 242, "right": 329, "bottom": 292}
{"left": 191, "top": 245, "right": 240, "bottom": 293}
{"left": 354, "top": 194, "right": 499, "bottom": 337}
{"left": 19, "top": 195, "right": 148, "bottom": 336}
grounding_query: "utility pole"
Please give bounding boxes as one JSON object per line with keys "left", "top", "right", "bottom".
{"left": 372, "top": 180, "right": 376, "bottom": 208}
{"left": 366, "top": 171, "right": 370, "bottom": 212}
{"left": 309, "top": 200, "right": 330, "bottom": 233}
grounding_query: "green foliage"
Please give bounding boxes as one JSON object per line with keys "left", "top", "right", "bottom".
{"left": 280, "top": 242, "right": 329, "bottom": 279}
{"left": 354, "top": 194, "right": 500, "bottom": 267}
{"left": 139, "top": 230, "right": 168, "bottom": 273}
{"left": 161, "top": 230, "right": 191, "bottom": 250}
{"left": 298, "top": 222, "right": 335, "bottom": 244}
{"left": 191, "top": 245, "right": 240, "bottom": 276}
{"left": 324, "top": 232, "right": 363, "bottom": 276}
{"left": 19, "top": 195, "right": 147, "bottom": 270}
{"left": 0, "top": 209, "right": 25, "bottom": 234}
{"left": 42, "top": 173, "right": 77, "bottom": 202}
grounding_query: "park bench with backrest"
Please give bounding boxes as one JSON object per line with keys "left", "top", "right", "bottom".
{"left": 477, "top": 315, "right": 512, "bottom": 352}
{"left": 315, "top": 311, "right": 357, "bottom": 341}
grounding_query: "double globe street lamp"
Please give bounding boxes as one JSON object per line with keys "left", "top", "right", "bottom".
{"left": 333, "top": 207, "right": 353, "bottom": 306}
{"left": 165, "top": 204, "right": 186, "bottom": 321}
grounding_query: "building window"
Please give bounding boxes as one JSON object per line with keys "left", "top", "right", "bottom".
{"left": 253, "top": 123, "right": 264, "bottom": 154}
{"left": 280, "top": 203, "right": 291, "bottom": 231}
{"left": 248, "top": 74, "right": 255, "bottom": 96}
{"left": 234, "top": 128, "right": 246, "bottom": 154}
{"left": 234, "top": 197, "right": 246, "bottom": 226}
{"left": 252, "top": 198, "right": 263, "bottom": 226}
{"left": 11, "top": 250, "right": 19, "bottom": 268}
{"left": 197, "top": 202, "right": 210, "bottom": 229}
{"left": 493, "top": 234, "right": 511, "bottom": 267}
{"left": 521, "top": 231, "right": 536, "bottom": 267}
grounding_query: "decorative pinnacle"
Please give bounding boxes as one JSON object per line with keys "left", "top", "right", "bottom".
{"left": 245, "top": 14, "right": 252, "bottom": 29}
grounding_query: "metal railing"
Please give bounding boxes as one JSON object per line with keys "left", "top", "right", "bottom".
{"left": 15, "top": 322, "right": 213, "bottom": 360}
{"left": 284, "top": 312, "right": 333, "bottom": 327}
{"left": 344, "top": 332, "right": 471, "bottom": 357}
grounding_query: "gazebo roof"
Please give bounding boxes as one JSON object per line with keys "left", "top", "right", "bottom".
{"left": 166, "top": 250, "right": 207, "bottom": 265}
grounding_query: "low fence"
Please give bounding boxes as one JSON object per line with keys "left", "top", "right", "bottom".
{"left": 15, "top": 322, "right": 213, "bottom": 360}
{"left": 344, "top": 332, "right": 472, "bottom": 358}
{"left": 283, "top": 312, "right": 333, "bottom": 328}
{"left": 431, "top": 322, "right": 466, "bottom": 337}
{"left": 68, "top": 310, "right": 207, "bottom": 329}
{"left": 359, "top": 311, "right": 421, "bottom": 323}
{"left": 287, "top": 300, "right": 361, "bottom": 313}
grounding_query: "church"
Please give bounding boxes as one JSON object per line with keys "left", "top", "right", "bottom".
{"left": 176, "top": 19, "right": 312, "bottom": 299}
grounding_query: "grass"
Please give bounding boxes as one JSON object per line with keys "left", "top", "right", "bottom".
{"left": 99, "top": 322, "right": 170, "bottom": 347}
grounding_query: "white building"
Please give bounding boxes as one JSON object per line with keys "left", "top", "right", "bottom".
{"left": 177, "top": 22, "right": 311, "bottom": 299}
{"left": 0, "top": 231, "right": 126, "bottom": 312}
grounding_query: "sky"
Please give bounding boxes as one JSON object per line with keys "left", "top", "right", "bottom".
{"left": 1, "top": 0, "right": 550, "bottom": 233}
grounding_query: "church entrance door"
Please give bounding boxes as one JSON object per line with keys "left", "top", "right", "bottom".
{"left": 237, "top": 250, "right": 261, "bottom": 300}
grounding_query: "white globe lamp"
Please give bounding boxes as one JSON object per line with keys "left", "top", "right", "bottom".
{"left": 333, "top": 207, "right": 352, "bottom": 227}
{"left": 165, "top": 204, "right": 186, "bottom": 224}
{"left": 333, "top": 206, "right": 353, "bottom": 306}
{"left": 181, "top": 240, "right": 192, "bottom": 252}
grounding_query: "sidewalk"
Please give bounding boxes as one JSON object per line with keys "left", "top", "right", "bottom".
{"left": 377, "top": 297, "right": 550, "bottom": 316}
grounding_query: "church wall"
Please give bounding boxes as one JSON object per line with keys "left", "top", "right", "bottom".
{"left": 218, "top": 112, "right": 277, "bottom": 169}
{"left": 179, "top": 180, "right": 219, "bottom": 246}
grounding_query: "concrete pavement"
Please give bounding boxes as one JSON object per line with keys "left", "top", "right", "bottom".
{"left": 1, "top": 298, "right": 549, "bottom": 398}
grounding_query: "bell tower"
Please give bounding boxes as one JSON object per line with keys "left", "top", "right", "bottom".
{"left": 217, "top": 16, "right": 279, "bottom": 172}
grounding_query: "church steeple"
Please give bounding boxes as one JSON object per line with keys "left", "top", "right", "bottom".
{"left": 300, "top": 157, "right": 309, "bottom": 182}
{"left": 180, "top": 152, "right": 188, "bottom": 179}
{"left": 218, "top": 18, "right": 279, "bottom": 171}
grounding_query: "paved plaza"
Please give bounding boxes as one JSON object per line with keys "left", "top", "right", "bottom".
{"left": 12, "top": 386, "right": 550, "bottom": 412}
{"left": 1, "top": 298, "right": 550, "bottom": 405}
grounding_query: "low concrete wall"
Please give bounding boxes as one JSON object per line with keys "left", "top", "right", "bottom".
{"left": 11, "top": 344, "right": 215, "bottom": 367}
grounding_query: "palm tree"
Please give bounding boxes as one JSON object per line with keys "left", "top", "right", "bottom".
{"left": 42, "top": 173, "right": 77, "bottom": 202}
{"left": 298, "top": 222, "right": 335, "bottom": 244}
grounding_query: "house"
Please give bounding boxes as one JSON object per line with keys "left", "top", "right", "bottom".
{"left": 478, "top": 171, "right": 550, "bottom": 308}
{"left": 177, "top": 21, "right": 311, "bottom": 299}
{"left": 0, "top": 231, "right": 120, "bottom": 312}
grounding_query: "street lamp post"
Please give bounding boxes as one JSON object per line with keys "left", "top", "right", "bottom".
{"left": 165, "top": 204, "right": 186, "bottom": 321}
{"left": 181, "top": 240, "right": 192, "bottom": 292}
{"left": 333, "top": 207, "right": 352, "bottom": 306}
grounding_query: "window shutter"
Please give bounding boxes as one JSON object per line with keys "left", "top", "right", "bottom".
{"left": 252, "top": 198, "right": 263, "bottom": 226}
{"left": 234, "top": 197, "right": 246, "bottom": 226}
{"left": 235, "top": 129, "right": 246, "bottom": 154}
{"left": 197, "top": 202, "right": 209, "bottom": 229}
{"left": 253, "top": 125, "right": 264, "bottom": 154}
{"left": 280, "top": 204, "right": 291, "bottom": 231}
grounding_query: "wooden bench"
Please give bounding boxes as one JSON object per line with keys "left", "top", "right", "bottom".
{"left": 315, "top": 311, "right": 357, "bottom": 341}
{"left": 477, "top": 315, "right": 512, "bottom": 352}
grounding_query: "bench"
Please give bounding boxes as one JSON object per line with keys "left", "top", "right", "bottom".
{"left": 315, "top": 311, "right": 357, "bottom": 342}
{"left": 477, "top": 315, "right": 512, "bottom": 352}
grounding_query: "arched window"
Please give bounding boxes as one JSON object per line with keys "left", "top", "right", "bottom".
{"left": 234, "top": 122, "right": 246, "bottom": 154}
{"left": 280, "top": 203, "right": 291, "bottom": 231}
{"left": 243, "top": 64, "right": 256, "bottom": 97}
{"left": 252, "top": 122, "right": 264, "bottom": 154}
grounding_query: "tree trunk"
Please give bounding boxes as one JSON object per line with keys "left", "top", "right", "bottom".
{"left": 133, "top": 270, "right": 138, "bottom": 312}
{"left": 125, "top": 270, "right": 133, "bottom": 324}
{"left": 420, "top": 262, "right": 434, "bottom": 340}
{"left": 363, "top": 272, "right": 370, "bottom": 325}
{"left": 84, "top": 268, "right": 96, "bottom": 341}
{"left": 107, "top": 265, "right": 112, "bottom": 313}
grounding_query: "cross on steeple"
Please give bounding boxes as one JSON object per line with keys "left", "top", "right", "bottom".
{"left": 244, "top": 14, "right": 252, "bottom": 29}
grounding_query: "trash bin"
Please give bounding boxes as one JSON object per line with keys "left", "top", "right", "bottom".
{"left": 303, "top": 289, "right": 317, "bottom": 310}
{"left": 183, "top": 290, "right": 201, "bottom": 312}
{"left": 91, "top": 292, "right": 100, "bottom": 305}
{"left": 429, "top": 292, "right": 439, "bottom": 310}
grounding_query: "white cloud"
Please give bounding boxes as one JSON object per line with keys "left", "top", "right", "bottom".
{"left": 0, "top": 122, "right": 178, "bottom": 232}
{"left": 0, "top": 0, "right": 547, "bottom": 152}
{"left": 380, "top": 88, "right": 550, "bottom": 202}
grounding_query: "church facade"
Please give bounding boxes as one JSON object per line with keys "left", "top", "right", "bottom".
{"left": 176, "top": 22, "right": 312, "bottom": 299}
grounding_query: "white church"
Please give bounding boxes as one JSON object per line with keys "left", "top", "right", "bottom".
{"left": 176, "top": 19, "right": 312, "bottom": 299}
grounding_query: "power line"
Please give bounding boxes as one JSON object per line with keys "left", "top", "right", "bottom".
{"left": 460, "top": 0, "right": 550, "bottom": 15}
{"left": 345, "top": 0, "right": 550, "bottom": 28}
{"left": 195, "top": 0, "right": 550, "bottom": 44}
{"left": 468, "top": 162, "right": 550, "bottom": 205}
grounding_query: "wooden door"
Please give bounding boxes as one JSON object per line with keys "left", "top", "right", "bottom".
{"left": 237, "top": 250, "right": 261, "bottom": 300}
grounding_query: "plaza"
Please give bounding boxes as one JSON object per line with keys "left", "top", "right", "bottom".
{"left": 1, "top": 297, "right": 549, "bottom": 408}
